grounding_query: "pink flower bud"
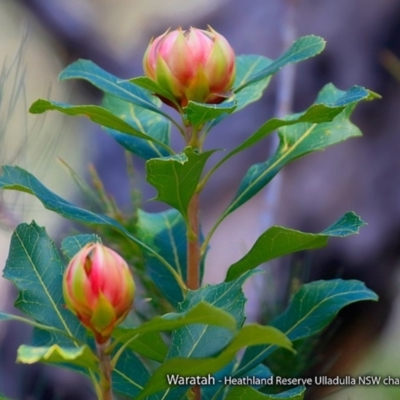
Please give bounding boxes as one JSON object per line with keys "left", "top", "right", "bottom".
{"left": 143, "top": 26, "right": 236, "bottom": 108}
{"left": 63, "top": 243, "right": 135, "bottom": 344}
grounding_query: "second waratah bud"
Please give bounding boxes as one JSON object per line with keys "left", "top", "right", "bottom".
{"left": 63, "top": 243, "right": 135, "bottom": 343}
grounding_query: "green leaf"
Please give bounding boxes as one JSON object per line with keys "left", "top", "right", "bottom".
{"left": 17, "top": 344, "right": 98, "bottom": 371}
{"left": 146, "top": 147, "right": 215, "bottom": 221}
{"left": 136, "top": 324, "right": 292, "bottom": 399}
{"left": 3, "top": 222, "right": 85, "bottom": 346}
{"left": 129, "top": 76, "right": 179, "bottom": 105}
{"left": 0, "top": 311, "right": 71, "bottom": 339}
{"left": 136, "top": 209, "right": 187, "bottom": 305}
{"left": 59, "top": 60, "right": 165, "bottom": 115}
{"left": 236, "top": 280, "right": 378, "bottom": 377}
{"left": 223, "top": 84, "right": 370, "bottom": 218}
{"left": 235, "top": 36, "right": 325, "bottom": 91}
{"left": 167, "top": 272, "right": 253, "bottom": 360}
{"left": 61, "top": 234, "right": 102, "bottom": 260}
{"left": 112, "top": 348, "right": 151, "bottom": 398}
{"left": 113, "top": 331, "right": 168, "bottom": 363}
{"left": 113, "top": 301, "right": 236, "bottom": 364}
{"left": 203, "top": 363, "right": 272, "bottom": 400}
{"left": 102, "top": 93, "right": 171, "bottom": 160}
{"left": 226, "top": 85, "right": 373, "bottom": 162}
{"left": 208, "top": 55, "right": 272, "bottom": 128}
{"left": 226, "top": 385, "right": 305, "bottom": 400}
{"left": 233, "top": 55, "right": 273, "bottom": 111}
{"left": 226, "top": 212, "right": 365, "bottom": 281}
{"left": 184, "top": 100, "right": 237, "bottom": 127}
{"left": 149, "top": 276, "right": 253, "bottom": 400}
{"left": 0, "top": 166, "right": 184, "bottom": 292}
{"left": 116, "top": 301, "right": 236, "bottom": 340}
{"left": 29, "top": 99, "right": 174, "bottom": 155}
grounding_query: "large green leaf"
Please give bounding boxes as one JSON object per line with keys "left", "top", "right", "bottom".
{"left": 115, "top": 331, "right": 167, "bottom": 363}
{"left": 3, "top": 222, "right": 85, "bottom": 346}
{"left": 167, "top": 272, "right": 253, "bottom": 360}
{"left": 184, "top": 100, "right": 237, "bottom": 127}
{"left": 17, "top": 344, "right": 99, "bottom": 371}
{"left": 29, "top": 99, "right": 174, "bottom": 155}
{"left": 136, "top": 209, "right": 187, "bottom": 305}
{"left": 113, "top": 301, "right": 236, "bottom": 363}
{"left": 59, "top": 59, "right": 164, "bottom": 116}
{"left": 235, "top": 36, "right": 325, "bottom": 91}
{"left": 112, "top": 347, "right": 151, "bottom": 398}
{"left": 146, "top": 147, "right": 215, "bottom": 221}
{"left": 136, "top": 324, "right": 292, "bottom": 399}
{"left": 226, "top": 385, "right": 305, "bottom": 400}
{"left": 0, "top": 166, "right": 183, "bottom": 291}
{"left": 0, "top": 311, "right": 73, "bottom": 341}
{"left": 102, "top": 93, "right": 171, "bottom": 159}
{"left": 222, "top": 84, "right": 372, "bottom": 218}
{"left": 148, "top": 275, "right": 255, "bottom": 400}
{"left": 235, "top": 280, "right": 378, "bottom": 377}
{"left": 226, "top": 212, "right": 365, "bottom": 282}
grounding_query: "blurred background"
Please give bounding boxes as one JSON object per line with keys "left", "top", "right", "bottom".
{"left": 1, "top": 0, "right": 400, "bottom": 399}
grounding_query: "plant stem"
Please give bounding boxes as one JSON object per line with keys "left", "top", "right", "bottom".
{"left": 96, "top": 339, "right": 113, "bottom": 400}
{"left": 184, "top": 123, "right": 202, "bottom": 399}
{"left": 187, "top": 193, "right": 200, "bottom": 290}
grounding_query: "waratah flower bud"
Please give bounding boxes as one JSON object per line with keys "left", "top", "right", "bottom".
{"left": 143, "top": 26, "right": 236, "bottom": 108}
{"left": 63, "top": 243, "right": 135, "bottom": 343}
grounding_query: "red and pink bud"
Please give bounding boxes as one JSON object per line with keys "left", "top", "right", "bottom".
{"left": 143, "top": 26, "right": 236, "bottom": 108}
{"left": 63, "top": 243, "right": 135, "bottom": 343}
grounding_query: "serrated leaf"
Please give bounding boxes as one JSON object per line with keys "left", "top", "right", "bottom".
{"left": 236, "top": 36, "right": 325, "bottom": 91}
{"left": 226, "top": 212, "right": 365, "bottom": 281}
{"left": 167, "top": 272, "right": 253, "bottom": 360}
{"left": 102, "top": 93, "right": 171, "bottom": 160}
{"left": 136, "top": 324, "right": 292, "bottom": 399}
{"left": 136, "top": 209, "right": 187, "bottom": 305}
{"left": 59, "top": 60, "right": 165, "bottom": 115}
{"left": 29, "top": 99, "right": 174, "bottom": 155}
{"left": 184, "top": 100, "right": 236, "bottom": 126}
{"left": 146, "top": 147, "right": 215, "bottom": 221}
{"left": 223, "top": 84, "right": 370, "bottom": 218}
{"left": 61, "top": 234, "right": 102, "bottom": 260}
{"left": 17, "top": 344, "right": 98, "bottom": 371}
{"left": 236, "top": 280, "right": 378, "bottom": 377}
{"left": 150, "top": 275, "right": 254, "bottom": 400}
{"left": 0, "top": 166, "right": 183, "bottom": 291}
{"left": 226, "top": 385, "right": 305, "bottom": 400}
{"left": 3, "top": 222, "right": 85, "bottom": 345}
